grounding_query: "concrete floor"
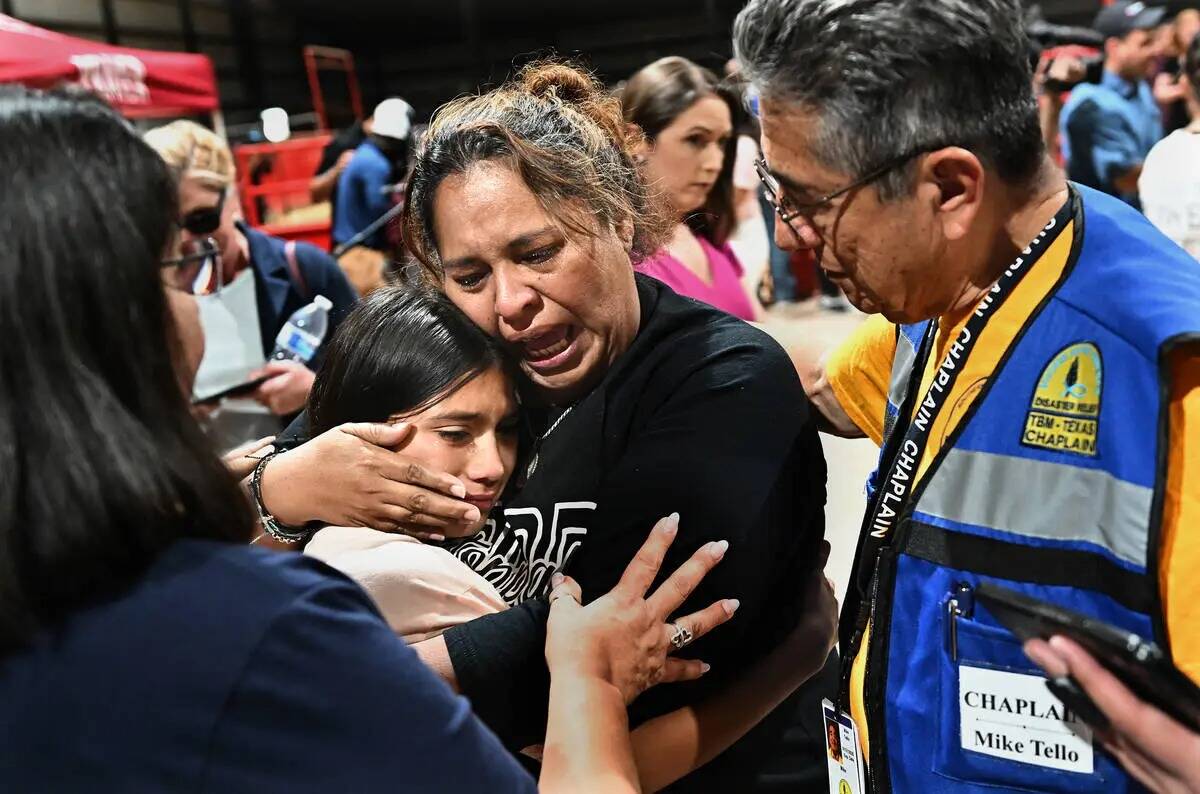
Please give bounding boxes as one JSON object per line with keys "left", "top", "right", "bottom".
{"left": 822, "top": 430, "right": 876, "bottom": 605}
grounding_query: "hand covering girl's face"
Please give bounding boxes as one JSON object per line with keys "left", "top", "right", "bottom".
{"left": 390, "top": 366, "right": 519, "bottom": 538}
{"left": 432, "top": 161, "right": 641, "bottom": 404}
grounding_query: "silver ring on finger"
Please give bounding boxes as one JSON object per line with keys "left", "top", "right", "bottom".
{"left": 668, "top": 622, "right": 694, "bottom": 651}
{"left": 549, "top": 590, "right": 579, "bottom": 607}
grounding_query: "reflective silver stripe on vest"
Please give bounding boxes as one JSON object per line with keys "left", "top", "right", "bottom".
{"left": 883, "top": 327, "right": 922, "bottom": 443}
{"left": 888, "top": 327, "right": 920, "bottom": 409}
{"left": 916, "top": 448, "right": 1152, "bottom": 568}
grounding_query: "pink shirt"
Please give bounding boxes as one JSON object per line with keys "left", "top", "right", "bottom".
{"left": 636, "top": 236, "right": 756, "bottom": 321}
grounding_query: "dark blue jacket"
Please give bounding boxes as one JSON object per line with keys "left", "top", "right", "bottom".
{"left": 332, "top": 140, "right": 393, "bottom": 250}
{"left": 0, "top": 540, "right": 537, "bottom": 793}
{"left": 239, "top": 222, "right": 358, "bottom": 363}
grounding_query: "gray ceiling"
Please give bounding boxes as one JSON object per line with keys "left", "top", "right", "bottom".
{"left": 285, "top": 0, "right": 709, "bottom": 29}
{"left": 280, "top": 0, "right": 1113, "bottom": 26}
{"left": 280, "top": 0, "right": 1124, "bottom": 36}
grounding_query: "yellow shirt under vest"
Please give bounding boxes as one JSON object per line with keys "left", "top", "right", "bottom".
{"left": 826, "top": 219, "right": 1200, "bottom": 757}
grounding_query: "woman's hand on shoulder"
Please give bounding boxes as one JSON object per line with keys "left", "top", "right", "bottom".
{"left": 544, "top": 514, "right": 740, "bottom": 704}
{"left": 259, "top": 421, "right": 478, "bottom": 541}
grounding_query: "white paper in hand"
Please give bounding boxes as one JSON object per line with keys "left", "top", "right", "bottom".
{"left": 192, "top": 268, "right": 267, "bottom": 402}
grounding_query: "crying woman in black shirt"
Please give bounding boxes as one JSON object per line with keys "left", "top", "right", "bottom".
{"left": 258, "top": 60, "right": 836, "bottom": 791}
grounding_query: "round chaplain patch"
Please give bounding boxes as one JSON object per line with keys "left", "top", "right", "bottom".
{"left": 1021, "top": 342, "right": 1102, "bottom": 457}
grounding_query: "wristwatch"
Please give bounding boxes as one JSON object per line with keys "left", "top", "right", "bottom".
{"left": 250, "top": 452, "right": 313, "bottom": 544}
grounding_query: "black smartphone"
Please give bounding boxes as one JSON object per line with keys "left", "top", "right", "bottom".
{"left": 976, "top": 582, "right": 1200, "bottom": 733}
{"left": 191, "top": 374, "right": 270, "bottom": 407}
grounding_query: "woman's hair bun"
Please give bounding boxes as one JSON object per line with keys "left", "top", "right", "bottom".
{"left": 520, "top": 61, "right": 599, "bottom": 105}
{"left": 519, "top": 60, "right": 627, "bottom": 150}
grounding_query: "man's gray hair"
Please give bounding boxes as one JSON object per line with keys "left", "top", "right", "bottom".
{"left": 733, "top": 0, "right": 1044, "bottom": 199}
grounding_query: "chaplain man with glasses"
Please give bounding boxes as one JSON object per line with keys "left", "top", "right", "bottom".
{"left": 735, "top": 1, "right": 1200, "bottom": 792}
{"left": 145, "top": 121, "right": 357, "bottom": 420}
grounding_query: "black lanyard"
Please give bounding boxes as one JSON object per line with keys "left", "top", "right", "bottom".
{"left": 851, "top": 195, "right": 1074, "bottom": 599}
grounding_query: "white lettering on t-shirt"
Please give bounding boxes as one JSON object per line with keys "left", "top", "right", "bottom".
{"left": 452, "top": 502, "right": 597, "bottom": 604}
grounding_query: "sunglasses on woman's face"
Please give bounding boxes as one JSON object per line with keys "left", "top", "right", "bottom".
{"left": 178, "top": 189, "right": 227, "bottom": 236}
{"left": 161, "top": 237, "right": 222, "bottom": 296}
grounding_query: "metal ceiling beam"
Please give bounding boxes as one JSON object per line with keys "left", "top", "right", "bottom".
{"left": 228, "top": 0, "right": 265, "bottom": 111}
{"left": 178, "top": 0, "right": 199, "bottom": 52}
{"left": 99, "top": 0, "right": 119, "bottom": 44}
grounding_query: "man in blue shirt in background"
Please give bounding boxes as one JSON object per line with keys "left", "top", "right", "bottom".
{"left": 333, "top": 98, "right": 413, "bottom": 252}
{"left": 1061, "top": 1, "right": 1166, "bottom": 206}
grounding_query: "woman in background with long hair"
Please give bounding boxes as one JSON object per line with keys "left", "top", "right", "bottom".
{"left": 621, "top": 56, "right": 759, "bottom": 321}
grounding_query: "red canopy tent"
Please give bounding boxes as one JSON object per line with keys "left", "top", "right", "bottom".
{"left": 0, "top": 14, "right": 220, "bottom": 125}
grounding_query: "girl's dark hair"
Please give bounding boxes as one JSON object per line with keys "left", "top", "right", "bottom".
{"left": 402, "top": 60, "right": 673, "bottom": 278}
{"left": 0, "top": 87, "right": 255, "bottom": 654}
{"left": 307, "top": 287, "right": 512, "bottom": 434}
{"left": 620, "top": 56, "right": 743, "bottom": 246}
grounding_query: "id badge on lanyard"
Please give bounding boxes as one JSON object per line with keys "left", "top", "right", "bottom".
{"left": 824, "top": 699, "right": 866, "bottom": 794}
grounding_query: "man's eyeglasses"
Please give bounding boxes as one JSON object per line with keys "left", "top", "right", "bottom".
{"left": 178, "top": 189, "right": 227, "bottom": 236}
{"left": 755, "top": 145, "right": 945, "bottom": 244}
{"left": 161, "top": 237, "right": 222, "bottom": 296}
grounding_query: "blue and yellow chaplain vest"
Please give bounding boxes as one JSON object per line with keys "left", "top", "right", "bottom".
{"left": 848, "top": 185, "right": 1200, "bottom": 793}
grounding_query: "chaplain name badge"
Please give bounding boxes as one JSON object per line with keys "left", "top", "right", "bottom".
{"left": 822, "top": 699, "right": 865, "bottom": 794}
{"left": 1022, "top": 342, "right": 1102, "bottom": 457}
{"left": 959, "top": 665, "right": 1094, "bottom": 774}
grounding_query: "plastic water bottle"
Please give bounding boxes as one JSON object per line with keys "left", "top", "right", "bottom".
{"left": 271, "top": 295, "right": 332, "bottom": 363}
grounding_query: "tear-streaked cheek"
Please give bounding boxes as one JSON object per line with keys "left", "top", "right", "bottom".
{"left": 447, "top": 290, "right": 500, "bottom": 337}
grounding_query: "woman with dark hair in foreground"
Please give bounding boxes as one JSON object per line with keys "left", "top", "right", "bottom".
{"left": 0, "top": 86, "right": 734, "bottom": 793}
